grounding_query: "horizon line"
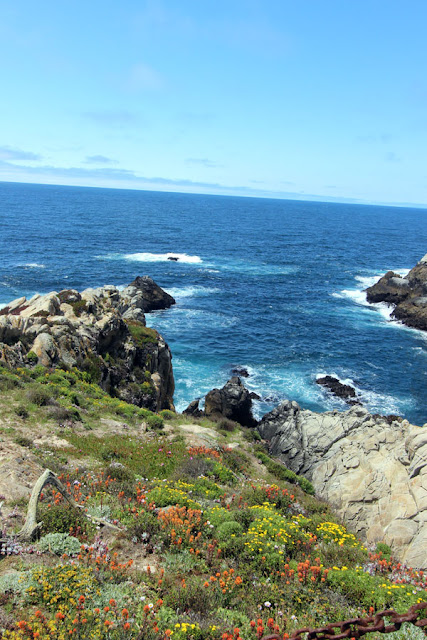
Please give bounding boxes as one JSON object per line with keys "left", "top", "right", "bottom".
{"left": 1, "top": 177, "right": 427, "bottom": 211}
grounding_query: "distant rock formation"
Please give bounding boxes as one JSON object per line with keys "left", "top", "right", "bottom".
{"left": 258, "top": 401, "right": 427, "bottom": 569}
{"left": 366, "top": 254, "right": 427, "bottom": 331}
{"left": 0, "top": 278, "right": 176, "bottom": 412}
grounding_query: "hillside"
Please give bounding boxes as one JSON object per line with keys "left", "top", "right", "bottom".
{"left": 0, "top": 365, "right": 426, "bottom": 639}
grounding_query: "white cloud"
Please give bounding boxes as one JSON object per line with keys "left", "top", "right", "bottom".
{"left": 0, "top": 145, "right": 41, "bottom": 161}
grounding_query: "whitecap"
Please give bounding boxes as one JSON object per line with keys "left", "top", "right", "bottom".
{"left": 146, "top": 307, "right": 238, "bottom": 330}
{"left": 335, "top": 268, "right": 415, "bottom": 327}
{"left": 18, "top": 263, "right": 45, "bottom": 269}
{"left": 165, "top": 286, "right": 219, "bottom": 299}
{"left": 124, "top": 252, "right": 202, "bottom": 264}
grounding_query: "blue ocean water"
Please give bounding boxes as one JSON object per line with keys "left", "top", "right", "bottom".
{"left": 1, "top": 181, "right": 426, "bottom": 424}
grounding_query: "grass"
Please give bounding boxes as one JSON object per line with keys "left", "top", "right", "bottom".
{"left": 126, "top": 320, "right": 159, "bottom": 346}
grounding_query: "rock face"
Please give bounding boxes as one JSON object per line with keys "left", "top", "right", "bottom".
{"left": 204, "top": 377, "right": 258, "bottom": 427}
{"left": 365, "top": 254, "right": 427, "bottom": 331}
{"left": 0, "top": 278, "right": 176, "bottom": 412}
{"left": 127, "top": 276, "right": 175, "bottom": 312}
{"left": 258, "top": 401, "right": 427, "bottom": 569}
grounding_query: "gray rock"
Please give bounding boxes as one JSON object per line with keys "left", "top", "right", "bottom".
{"left": 0, "top": 278, "right": 176, "bottom": 412}
{"left": 258, "top": 402, "right": 427, "bottom": 568}
{"left": 205, "top": 376, "right": 257, "bottom": 427}
{"left": 366, "top": 256, "right": 427, "bottom": 331}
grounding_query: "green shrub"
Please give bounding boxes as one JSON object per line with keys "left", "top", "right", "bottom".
{"left": 376, "top": 542, "right": 392, "bottom": 559}
{"left": 26, "top": 384, "right": 54, "bottom": 406}
{"left": 222, "top": 448, "right": 250, "bottom": 473}
{"left": 126, "top": 320, "right": 158, "bottom": 345}
{"left": 14, "top": 435, "right": 33, "bottom": 448}
{"left": 327, "top": 568, "right": 425, "bottom": 611}
{"left": 255, "top": 451, "right": 315, "bottom": 494}
{"left": 0, "top": 572, "right": 27, "bottom": 595}
{"left": 26, "top": 351, "right": 38, "bottom": 363}
{"left": 206, "top": 506, "right": 236, "bottom": 528}
{"left": 160, "top": 409, "right": 176, "bottom": 420}
{"left": 234, "top": 507, "right": 256, "bottom": 530}
{"left": 146, "top": 414, "right": 164, "bottom": 430}
{"left": 216, "top": 417, "right": 238, "bottom": 432}
{"left": 211, "top": 460, "right": 235, "bottom": 484}
{"left": 38, "top": 503, "right": 93, "bottom": 538}
{"left": 175, "top": 455, "right": 215, "bottom": 480}
{"left": 75, "top": 354, "right": 103, "bottom": 383}
{"left": 14, "top": 405, "right": 29, "bottom": 419}
{"left": 70, "top": 299, "right": 88, "bottom": 317}
{"left": 216, "top": 520, "right": 243, "bottom": 541}
{"left": 146, "top": 486, "right": 201, "bottom": 510}
{"left": 128, "top": 510, "right": 162, "bottom": 541}
{"left": 37, "top": 532, "right": 81, "bottom": 556}
{"left": 48, "top": 405, "right": 80, "bottom": 423}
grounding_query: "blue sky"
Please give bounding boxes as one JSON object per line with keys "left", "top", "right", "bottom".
{"left": 1, "top": 1, "right": 426, "bottom": 205}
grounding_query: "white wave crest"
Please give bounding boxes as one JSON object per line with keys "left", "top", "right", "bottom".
{"left": 335, "top": 268, "right": 414, "bottom": 325}
{"left": 166, "top": 286, "right": 219, "bottom": 299}
{"left": 124, "top": 252, "right": 202, "bottom": 264}
{"left": 18, "top": 263, "right": 45, "bottom": 269}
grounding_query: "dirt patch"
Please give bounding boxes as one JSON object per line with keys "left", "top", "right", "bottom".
{"left": 170, "top": 423, "right": 219, "bottom": 447}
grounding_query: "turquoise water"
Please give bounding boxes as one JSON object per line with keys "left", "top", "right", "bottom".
{"left": 1, "top": 181, "right": 426, "bottom": 424}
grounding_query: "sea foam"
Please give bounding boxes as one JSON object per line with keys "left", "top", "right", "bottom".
{"left": 124, "top": 252, "right": 202, "bottom": 264}
{"left": 336, "top": 269, "right": 412, "bottom": 324}
{"left": 165, "top": 286, "right": 219, "bottom": 299}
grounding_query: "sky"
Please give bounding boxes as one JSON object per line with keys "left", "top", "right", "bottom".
{"left": 1, "top": 1, "right": 426, "bottom": 206}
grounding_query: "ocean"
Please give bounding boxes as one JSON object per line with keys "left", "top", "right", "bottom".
{"left": 1, "top": 181, "right": 426, "bottom": 425}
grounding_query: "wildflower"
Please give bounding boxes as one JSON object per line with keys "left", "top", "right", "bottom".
{"left": 264, "top": 601, "right": 272, "bottom": 607}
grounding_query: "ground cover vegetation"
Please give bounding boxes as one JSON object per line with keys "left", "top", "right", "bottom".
{"left": 0, "top": 364, "right": 426, "bottom": 639}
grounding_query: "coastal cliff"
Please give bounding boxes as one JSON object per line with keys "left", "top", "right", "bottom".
{"left": 258, "top": 401, "right": 427, "bottom": 568}
{"left": 366, "top": 254, "right": 427, "bottom": 331}
{"left": 0, "top": 277, "right": 175, "bottom": 412}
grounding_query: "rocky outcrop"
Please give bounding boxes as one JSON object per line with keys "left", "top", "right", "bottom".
{"left": 126, "top": 276, "right": 175, "bottom": 313}
{"left": 0, "top": 278, "right": 176, "bottom": 412}
{"left": 183, "top": 399, "right": 203, "bottom": 418}
{"left": 258, "top": 401, "right": 427, "bottom": 568}
{"left": 204, "top": 377, "right": 258, "bottom": 427}
{"left": 316, "top": 375, "right": 360, "bottom": 405}
{"left": 366, "top": 254, "right": 427, "bottom": 331}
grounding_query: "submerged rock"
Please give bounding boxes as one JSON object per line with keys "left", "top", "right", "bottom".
{"left": 230, "top": 365, "right": 250, "bottom": 378}
{"left": 316, "top": 375, "right": 361, "bottom": 405}
{"left": 0, "top": 277, "right": 175, "bottom": 412}
{"left": 365, "top": 255, "right": 427, "bottom": 331}
{"left": 258, "top": 401, "right": 427, "bottom": 568}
